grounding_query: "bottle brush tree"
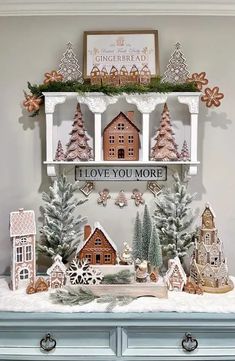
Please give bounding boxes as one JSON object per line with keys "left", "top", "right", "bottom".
{"left": 132, "top": 211, "right": 142, "bottom": 260}
{"left": 38, "top": 175, "right": 87, "bottom": 263}
{"left": 141, "top": 204, "right": 152, "bottom": 260}
{"left": 148, "top": 225, "right": 162, "bottom": 271}
{"left": 153, "top": 173, "right": 196, "bottom": 261}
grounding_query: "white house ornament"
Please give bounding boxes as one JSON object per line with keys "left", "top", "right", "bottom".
{"left": 97, "top": 189, "right": 111, "bottom": 206}
{"left": 162, "top": 42, "right": 190, "bottom": 84}
{"left": 115, "top": 190, "right": 128, "bottom": 208}
{"left": 165, "top": 256, "right": 187, "bottom": 291}
{"left": 10, "top": 208, "right": 36, "bottom": 291}
{"left": 79, "top": 181, "right": 95, "bottom": 197}
{"left": 131, "top": 189, "right": 145, "bottom": 206}
{"left": 58, "top": 42, "right": 83, "bottom": 82}
{"left": 47, "top": 254, "right": 67, "bottom": 289}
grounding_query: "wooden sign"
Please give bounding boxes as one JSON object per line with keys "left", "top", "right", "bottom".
{"left": 75, "top": 166, "right": 167, "bottom": 181}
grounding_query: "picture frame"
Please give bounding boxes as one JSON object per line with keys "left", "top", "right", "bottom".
{"left": 83, "top": 30, "right": 159, "bottom": 79}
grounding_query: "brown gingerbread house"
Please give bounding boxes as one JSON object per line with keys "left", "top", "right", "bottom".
{"left": 103, "top": 111, "right": 140, "bottom": 161}
{"left": 76, "top": 223, "right": 117, "bottom": 265}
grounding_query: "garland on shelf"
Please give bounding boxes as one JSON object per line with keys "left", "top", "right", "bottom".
{"left": 50, "top": 286, "right": 135, "bottom": 311}
{"left": 24, "top": 77, "right": 198, "bottom": 117}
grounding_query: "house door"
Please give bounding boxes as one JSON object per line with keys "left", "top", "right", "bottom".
{"left": 118, "top": 149, "right": 125, "bottom": 159}
{"left": 95, "top": 254, "right": 101, "bottom": 264}
{"left": 18, "top": 268, "right": 29, "bottom": 288}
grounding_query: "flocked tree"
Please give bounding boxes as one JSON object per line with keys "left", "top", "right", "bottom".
{"left": 38, "top": 175, "right": 87, "bottom": 263}
{"left": 132, "top": 212, "right": 142, "bottom": 260}
{"left": 141, "top": 204, "right": 152, "bottom": 260}
{"left": 66, "top": 103, "right": 93, "bottom": 161}
{"left": 151, "top": 103, "right": 179, "bottom": 161}
{"left": 148, "top": 225, "right": 162, "bottom": 271}
{"left": 153, "top": 173, "right": 196, "bottom": 261}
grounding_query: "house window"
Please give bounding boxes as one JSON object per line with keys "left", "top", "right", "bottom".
{"left": 117, "top": 123, "right": 125, "bottom": 130}
{"left": 128, "top": 148, "right": 134, "bottom": 156}
{"left": 109, "top": 135, "right": 115, "bottom": 144}
{"left": 118, "top": 149, "right": 125, "bottom": 159}
{"left": 16, "top": 247, "right": 23, "bottom": 262}
{"left": 85, "top": 254, "right": 92, "bottom": 262}
{"left": 104, "top": 254, "right": 111, "bottom": 263}
{"left": 19, "top": 268, "right": 29, "bottom": 280}
{"left": 205, "top": 233, "right": 211, "bottom": 243}
{"left": 118, "top": 135, "right": 124, "bottom": 143}
{"left": 20, "top": 237, "right": 27, "bottom": 244}
{"left": 109, "top": 148, "right": 115, "bottom": 156}
{"left": 95, "top": 239, "right": 102, "bottom": 246}
{"left": 25, "top": 245, "right": 32, "bottom": 261}
{"left": 128, "top": 135, "right": 134, "bottom": 143}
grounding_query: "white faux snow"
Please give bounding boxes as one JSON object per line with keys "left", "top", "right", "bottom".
{"left": 0, "top": 277, "right": 235, "bottom": 313}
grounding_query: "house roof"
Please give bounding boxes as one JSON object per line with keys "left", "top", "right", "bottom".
{"left": 47, "top": 254, "right": 67, "bottom": 275}
{"left": 10, "top": 209, "right": 36, "bottom": 237}
{"left": 103, "top": 112, "right": 140, "bottom": 133}
{"left": 201, "top": 203, "right": 216, "bottom": 219}
{"left": 165, "top": 256, "right": 187, "bottom": 283}
{"left": 77, "top": 222, "right": 117, "bottom": 254}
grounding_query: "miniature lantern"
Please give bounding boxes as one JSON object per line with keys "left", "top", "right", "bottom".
{"left": 10, "top": 209, "right": 36, "bottom": 290}
{"left": 140, "top": 65, "right": 151, "bottom": 85}
{"left": 129, "top": 65, "right": 140, "bottom": 84}
{"left": 101, "top": 66, "right": 109, "bottom": 86}
{"left": 109, "top": 66, "right": 119, "bottom": 86}
{"left": 90, "top": 65, "right": 101, "bottom": 85}
{"left": 119, "top": 65, "right": 129, "bottom": 85}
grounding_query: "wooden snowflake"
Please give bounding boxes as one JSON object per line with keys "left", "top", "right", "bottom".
{"left": 86, "top": 268, "right": 103, "bottom": 285}
{"left": 67, "top": 259, "right": 90, "bottom": 285}
{"left": 201, "top": 86, "right": 224, "bottom": 108}
{"left": 43, "top": 70, "right": 63, "bottom": 84}
{"left": 131, "top": 189, "right": 145, "bottom": 206}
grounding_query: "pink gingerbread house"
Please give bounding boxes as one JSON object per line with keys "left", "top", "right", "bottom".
{"left": 10, "top": 209, "right": 36, "bottom": 290}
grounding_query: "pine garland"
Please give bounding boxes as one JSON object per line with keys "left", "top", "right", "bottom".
{"left": 101, "top": 270, "right": 134, "bottom": 284}
{"left": 50, "top": 286, "right": 135, "bottom": 311}
{"left": 26, "top": 77, "right": 197, "bottom": 116}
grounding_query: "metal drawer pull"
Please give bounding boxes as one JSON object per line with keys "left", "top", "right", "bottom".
{"left": 182, "top": 332, "right": 198, "bottom": 352}
{"left": 40, "top": 333, "right": 56, "bottom": 352}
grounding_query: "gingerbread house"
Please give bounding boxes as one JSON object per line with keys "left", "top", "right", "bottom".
{"left": 103, "top": 111, "right": 140, "bottom": 161}
{"left": 101, "top": 66, "right": 109, "bottom": 85}
{"left": 165, "top": 256, "right": 187, "bottom": 291}
{"left": 119, "top": 65, "right": 129, "bottom": 85}
{"left": 190, "top": 204, "right": 233, "bottom": 293}
{"left": 10, "top": 209, "right": 36, "bottom": 290}
{"left": 140, "top": 65, "right": 151, "bottom": 85}
{"left": 76, "top": 223, "right": 117, "bottom": 265}
{"left": 129, "top": 65, "right": 140, "bottom": 84}
{"left": 90, "top": 65, "right": 101, "bottom": 85}
{"left": 47, "top": 254, "right": 67, "bottom": 289}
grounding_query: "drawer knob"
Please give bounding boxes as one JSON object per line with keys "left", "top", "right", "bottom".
{"left": 182, "top": 332, "right": 198, "bottom": 352}
{"left": 40, "top": 333, "right": 56, "bottom": 352}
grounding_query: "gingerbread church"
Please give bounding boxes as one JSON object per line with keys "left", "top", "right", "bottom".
{"left": 190, "top": 204, "right": 233, "bottom": 293}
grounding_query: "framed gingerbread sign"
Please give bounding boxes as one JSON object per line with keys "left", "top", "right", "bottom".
{"left": 83, "top": 30, "right": 159, "bottom": 79}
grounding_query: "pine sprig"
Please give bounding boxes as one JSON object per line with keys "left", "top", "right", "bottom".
{"left": 50, "top": 286, "right": 135, "bottom": 311}
{"left": 101, "top": 270, "right": 134, "bottom": 284}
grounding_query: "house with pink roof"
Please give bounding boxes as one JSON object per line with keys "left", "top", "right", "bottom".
{"left": 10, "top": 208, "right": 36, "bottom": 290}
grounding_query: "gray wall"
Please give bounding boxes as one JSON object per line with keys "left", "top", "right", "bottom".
{"left": 1, "top": 16, "right": 235, "bottom": 274}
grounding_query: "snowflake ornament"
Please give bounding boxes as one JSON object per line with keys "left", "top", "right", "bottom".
{"left": 187, "top": 71, "right": 208, "bottom": 91}
{"left": 43, "top": 70, "right": 63, "bottom": 84}
{"left": 201, "top": 86, "right": 224, "bottom": 108}
{"left": 131, "top": 189, "right": 145, "bottom": 206}
{"left": 67, "top": 259, "right": 90, "bottom": 285}
{"left": 86, "top": 268, "right": 103, "bottom": 285}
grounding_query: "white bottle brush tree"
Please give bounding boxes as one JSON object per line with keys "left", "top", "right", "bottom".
{"left": 153, "top": 173, "right": 196, "bottom": 261}
{"left": 38, "top": 175, "right": 87, "bottom": 263}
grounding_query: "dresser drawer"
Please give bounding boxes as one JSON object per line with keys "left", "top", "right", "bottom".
{"left": 0, "top": 326, "right": 117, "bottom": 359}
{"left": 122, "top": 326, "right": 235, "bottom": 359}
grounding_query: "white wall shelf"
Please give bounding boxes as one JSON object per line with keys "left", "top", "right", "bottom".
{"left": 43, "top": 91, "right": 200, "bottom": 178}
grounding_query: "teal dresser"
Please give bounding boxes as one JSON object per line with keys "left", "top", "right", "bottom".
{"left": 0, "top": 312, "right": 235, "bottom": 360}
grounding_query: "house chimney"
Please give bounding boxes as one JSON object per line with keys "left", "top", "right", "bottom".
{"left": 126, "top": 111, "right": 134, "bottom": 122}
{"left": 84, "top": 224, "right": 92, "bottom": 240}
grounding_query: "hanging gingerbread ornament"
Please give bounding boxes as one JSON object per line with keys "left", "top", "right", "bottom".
{"left": 147, "top": 181, "right": 162, "bottom": 197}
{"left": 131, "top": 189, "right": 145, "bottom": 206}
{"left": 97, "top": 189, "right": 111, "bottom": 206}
{"left": 115, "top": 190, "right": 128, "bottom": 208}
{"left": 43, "top": 70, "right": 63, "bottom": 84}
{"left": 187, "top": 72, "right": 208, "bottom": 91}
{"left": 201, "top": 86, "right": 224, "bottom": 107}
{"left": 23, "top": 92, "right": 42, "bottom": 113}
{"left": 79, "top": 181, "right": 95, "bottom": 197}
